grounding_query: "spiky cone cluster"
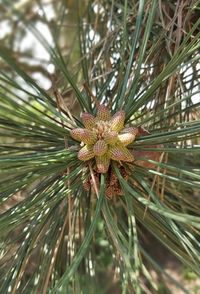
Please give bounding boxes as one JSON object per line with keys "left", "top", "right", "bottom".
{"left": 70, "top": 104, "right": 138, "bottom": 173}
{"left": 83, "top": 166, "right": 130, "bottom": 199}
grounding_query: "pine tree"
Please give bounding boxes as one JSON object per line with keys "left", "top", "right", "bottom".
{"left": 0, "top": 1, "right": 200, "bottom": 293}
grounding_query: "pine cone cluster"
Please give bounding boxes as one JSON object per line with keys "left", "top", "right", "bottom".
{"left": 70, "top": 104, "right": 138, "bottom": 173}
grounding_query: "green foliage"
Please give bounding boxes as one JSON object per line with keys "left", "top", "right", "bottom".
{"left": 0, "top": 0, "right": 200, "bottom": 293}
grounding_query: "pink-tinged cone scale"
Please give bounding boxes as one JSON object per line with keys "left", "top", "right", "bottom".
{"left": 109, "top": 111, "right": 125, "bottom": 132}
{"left": 121, "top": 127, "right": 139, "bottom": 136}
{"left": 118, "top": 133, "right": 135, "bottom": 146}
{"left": 93, "top": 140, "right": 108, "bottom": 156}
{"left": 70, "top": 128, "right": 97, "bottom": 145}
{"left": 96, "top": 154, "right": 110, "bottom": 173}
{"left": 81, "top": 113, "right": 96, "bottom": 129}
{"left": 109, "top": 146, "right": 134, "bottom": 162}
{"left": 97, "top": 104, "right": 111, "bottom": 121}
{"left": 78, "top": 145, "right": 94, "bottom": 161}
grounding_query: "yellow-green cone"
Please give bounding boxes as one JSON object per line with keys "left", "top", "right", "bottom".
{"left": 118, "top": 133, "right": 135, "bottom": 146}
{"left": 109, "top": 146, "right": 134, "bottom": 162}
{"left": 70, "top": 104, "right": 137, "bottom": 174}
{"left": 97, "top": 104, "right": 111, "bottom": 121}
{"left": 81, "top": 113, "right": 96, "bottom": 129}
{"left": 93, "top": 140, "right": 108, "bottom": 156}
{"left": 70, "top": 128, "right": 97, "bottom": 144}
{"left": 104, "top": 131, "right": 118, "bottom": 144}
{"left": 109, "top": 111, "right": 125, "bottom": 132}
{"left": 96, "top": 154, "right": 110, "bottom": 173}
{"left": 78, "top": 145, "right": 94, "bottom": 161}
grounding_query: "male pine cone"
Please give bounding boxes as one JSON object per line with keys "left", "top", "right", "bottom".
{"left": 70, "top": 104, "right": 138, "bottom": 173}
